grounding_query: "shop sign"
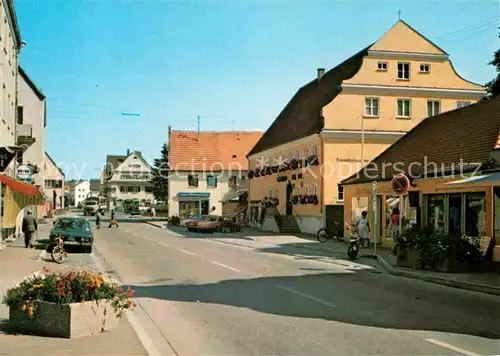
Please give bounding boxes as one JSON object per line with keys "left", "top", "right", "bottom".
{"left": 0, "top": 147, "right": 16, "bottom": 173}
{"left": 178, "top": 192, "right": 210, "bottom": 198}
{"left": 17, "top": 164, "right": 32, "bottom": 182}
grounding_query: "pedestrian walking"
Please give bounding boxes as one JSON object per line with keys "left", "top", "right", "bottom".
{"left": 21, "top": 209, "right": 37, "bottom": 248}
{"left": 95, "top": 212, "right": 101, "bottom": 229}
{"left": 357, "top": 210, "right": 370, "bottom": 247}
{"left": 109, "top": 208, "right": 119, "bottom": 228}
{"left": 151, "top": 206, "right": 156, "bottom": 218}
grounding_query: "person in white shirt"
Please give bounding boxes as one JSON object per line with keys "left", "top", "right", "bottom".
{"left": 357, "top": 211, "right": 370, "bottom": 246}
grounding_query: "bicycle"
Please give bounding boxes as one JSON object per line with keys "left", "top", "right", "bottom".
{"left": 50, "top": 235, "right": 68, "bottom": 264}
{"left": 317, "top": 221, "right": 345, "bottom": 243}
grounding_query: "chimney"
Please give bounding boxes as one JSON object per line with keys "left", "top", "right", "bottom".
{"left": 317, "top": 68, "right": 325, "bottom": 81}
{"left": 126, "top": 149, "right": 130, "bottom": 156}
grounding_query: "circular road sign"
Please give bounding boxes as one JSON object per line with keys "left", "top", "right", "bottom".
{"left": 391, "top": 173, "right": 410, "bottom": 195}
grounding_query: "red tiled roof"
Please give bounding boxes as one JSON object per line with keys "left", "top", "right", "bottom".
{"left": 342, "top": 96, "right": 500, "bottom": 185}
{"left": 0, "top": 174, "right": 43, "bottom": 196}
{"left": 247, "top": 45, "right": 370, "bottom": 156}
{"left": 169, "top": 131, "right": 263, "bottom": 171}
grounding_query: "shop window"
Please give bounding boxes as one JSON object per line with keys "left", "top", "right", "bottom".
{"left": 207, "top": 175, "right": 217, "bottom": 187}
{"left": 465, "top": 193, "right": 485, "bottom": 237}
{"left": 188, "top": 175, "right": 198, "bottom": 187}
{"left": 448, "top": 194, "right": 462, "bottom": 237}
{"left": 427, "top": 195, "right": 445, "bottom": 233}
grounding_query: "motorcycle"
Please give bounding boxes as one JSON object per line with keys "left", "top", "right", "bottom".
{"left": 345, "top": 223, "right": 369, "bottom": 260}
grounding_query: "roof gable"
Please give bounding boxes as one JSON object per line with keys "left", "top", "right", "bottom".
{"left": 44, "top": 152, "right": 65, "bottom": 178}
{"left": 115, "top": 152, "right": 152, "bottom": 172}
{"left": 169, "top": 131, "right": 263, "bottom": 171}
{"left": 19, "top": 66, "right": 45, "bottom": 101}
{"left": 369, "top": 20, "right": 447, "bottom": 55}
{"left": 248, "top": 46, "right": 370, "bottom": 156}
{"left": 104, "top": 155, "right": 127, "bottom": 180}
{"left": 342, "top": 97, "right": 500, "bottom": 185}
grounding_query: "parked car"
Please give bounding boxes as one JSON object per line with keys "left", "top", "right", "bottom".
{"left": 181, "top": 214, "right": 204, "bottom": 227}
{"left": 48, "top": 216, "right": 94, "bottom": 253}
{"left": 187, "top": 215, "right": 223, "bottom": 233}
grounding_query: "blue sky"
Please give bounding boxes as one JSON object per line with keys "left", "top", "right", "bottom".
{"left": 15, "top": 0, "right": 499, "bottom": 180}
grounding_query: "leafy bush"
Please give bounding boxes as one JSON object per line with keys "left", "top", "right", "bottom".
{"left": 169, "top": 215, "right": 181, "bottom": 226}
{"left": 3, "top": 268, "right": 135, "bottom": 318}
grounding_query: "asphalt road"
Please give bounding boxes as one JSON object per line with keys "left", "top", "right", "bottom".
{"left": 64, "top": 222, "right": 500, "bottom": 355}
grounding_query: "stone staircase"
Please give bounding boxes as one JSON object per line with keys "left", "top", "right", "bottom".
{"left": 275, "top": 214, "right": 301, "bottom": 234}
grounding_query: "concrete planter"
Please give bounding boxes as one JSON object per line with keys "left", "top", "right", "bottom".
{"left": 431, "top": 257, "right": 469, "bottom": 273}
{"left": 396, "top": 247, "right": 421, "bottom": 268}
{"left": 9, "top": 299, "right": 119, "bottom": 338}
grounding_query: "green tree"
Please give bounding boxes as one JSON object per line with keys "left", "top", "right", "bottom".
{"left": 150, "top": 142, "right": 169, "bottom": 201}
{"left": 485, "top": 28, "right": 500, "bottom": 98}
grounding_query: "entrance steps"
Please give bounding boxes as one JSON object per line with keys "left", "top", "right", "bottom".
{"left": 275, "top": 214, "right": 301, "bottom": 234}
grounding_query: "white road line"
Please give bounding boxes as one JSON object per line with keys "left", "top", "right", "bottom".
{"left": 89, "top": 252, "right": 163, "bottom": 356}
{"left": 211, "top": 261, "right": 241, "bottom": 272}
{"left": 143, "top": 237, "right": 154, "bottom": 242}
{"left": 179, "top": 249, "right": 195, "bottom": 256}
{"left": 276, "top": 285, "right": 336, "bottom": 308}
{"left": 424, "top": 339, "right": 480, "bottom": 356}
{"left": 158, "top": 242, "right": 169, "bottom": 248}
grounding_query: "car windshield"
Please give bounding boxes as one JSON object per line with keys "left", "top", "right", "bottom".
{"left": 55, "top": 218, "right": 88, "bottom": 230}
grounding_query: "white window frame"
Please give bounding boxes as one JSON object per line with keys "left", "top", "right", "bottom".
{"left": 364, "top": 97, "right": 380, "bottom": 117}
{"left": 419, "top": 63, "right": 431, "bottom": 73}
{"left": 427, "top": 100, "right": 441, "bottom": 117}
{"left": 377, "top": 61, "right": 388, "bottom": 71}
{"left": 397, "top": 62, "right": 410, "bottom": 80}
{"left": 457, "top": 101, "right": 471, "bottom": 109}
{"left": 397, "top": 99, "right": 411, "bottom": 118}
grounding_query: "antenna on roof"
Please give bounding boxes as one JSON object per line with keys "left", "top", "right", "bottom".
{"left": 397, "top": 10, "right": 402, "bottom": 20}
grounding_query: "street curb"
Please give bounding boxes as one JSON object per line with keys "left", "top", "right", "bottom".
{"left": 376, "top": 255, "right": 500, "bottom": 296}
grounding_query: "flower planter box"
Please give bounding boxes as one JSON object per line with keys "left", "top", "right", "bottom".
{"left": 431, "top": 258, "right": 469, "bottom": 273}
{"left": 9, "top": 299, "right": 119, "bottom": 338}
{"left": 396, "top": 247, "right": 421, "bottom": 268}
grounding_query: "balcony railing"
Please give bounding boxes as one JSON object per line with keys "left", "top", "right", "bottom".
{"left": 16, "top": 124, "right": 36, "bottom": 146}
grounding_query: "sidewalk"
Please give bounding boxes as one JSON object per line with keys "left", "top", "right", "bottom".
{"left": 0, "top": 234, "right": 147, "bottom": 355}
{"left": 149, "top": 222, "right": 500, "bottom": 296}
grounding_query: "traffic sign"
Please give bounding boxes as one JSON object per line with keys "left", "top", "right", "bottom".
{"left": 391, "top": 173, "right": 410, "bottom": 195}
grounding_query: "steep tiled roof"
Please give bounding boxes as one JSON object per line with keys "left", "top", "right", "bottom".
{"left": 169, "top": 131, "right": 263, "bottom": 171}
{"left": 45, "top": 152, "right": 65, "bottom": 177}
{"left": 247, "top": 45, "right": 371, "bottom": 156}
{"left": 89, "top": 179, "right": 100, "bottom": 191}
{"left": 104, "top": 155, "right": 127, "bottom": 180}
{"left": 342, "top": 96, "right": 500, "bottom": 185}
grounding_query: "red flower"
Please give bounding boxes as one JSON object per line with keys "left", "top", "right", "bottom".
{"left": 117, "top": 287, "right": 123, "bottom": 293}
{"left": 42, "top": 267, "right": 50, "bottom": 274}
{"left": 127, "top": 287, "right": 134, "bottom": 297}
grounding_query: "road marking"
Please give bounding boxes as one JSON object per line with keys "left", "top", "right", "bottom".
{"left": 158, "top": 242, "right": 169, "bottom": 248}
{"left": 424, "top": 339, "right": 479, "bottom": 356}
{"left": 179, "top": 249, "right": 195, "bottom": 256}
{"left": 211, "top": 261, "right": 241, "bottom": 272}
{"left": 276, "top": 285, "right": 336, "bottom": 308}
{"left": 89, "top": 252, "right": 164, "bottom": 356}
{"left": 143, "top": 237, "right": 154, "bottom": 242}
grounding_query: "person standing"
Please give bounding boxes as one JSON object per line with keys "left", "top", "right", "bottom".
{"left": 357, "top": 210, "right": 370, "bottom": 247}
{"left": 22, "top": 209, "right": 38, "bottom": 248}
{"left": 109, "top": 208, "right": 119, "bottom": 228}
{"left": 151, "top": 206, "right": 156, "bottom": 218}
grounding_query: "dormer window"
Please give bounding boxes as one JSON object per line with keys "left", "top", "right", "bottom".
{"left": 377, "top": 62, "right": 388, "bottom": 71}
{"left": 419, "top": 64, "right": 430, "bottom": 73}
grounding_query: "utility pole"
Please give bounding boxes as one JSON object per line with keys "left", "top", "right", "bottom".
{"left": 197, "top": 116, "right": 200, "bottom": 133}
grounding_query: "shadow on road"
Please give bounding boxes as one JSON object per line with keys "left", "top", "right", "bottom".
{"left": 124, "top": 272, "right": 500, "bottom": 340}
{"left": 167, "top": 226, "right": 257, "bottom": 241}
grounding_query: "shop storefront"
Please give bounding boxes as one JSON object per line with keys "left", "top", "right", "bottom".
{"left": 0, "top": 174, "right": 45, "bottom": 241}
{"left": 177, "top": 192, "right": 210, "bottom": 217}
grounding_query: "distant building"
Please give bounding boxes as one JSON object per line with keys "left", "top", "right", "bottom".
{"left": 42, "top": 152, "right": 65, "bottom": 211}
{"left": 67, "top": 180, "right": 90, "bottom": 207}
{"left": 89, "top": 179, "right": 101, "bottom": 197}
{"left": 168, "top": 129, "right": 263, "bottom": 217}
{"left": 102, "top": 150, "right": 154, "bottom": 209}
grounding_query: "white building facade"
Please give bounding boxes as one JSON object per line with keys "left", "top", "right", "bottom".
{"left": 103, "top": 151, "right": 154, "bottom": 209}
{"left": 16, "top": 67, "right": 46, "bottom": 187}
{"left": 43, "top": 152, "right": 65, "bottom": 210}
{"left": 72, "top": 180, "right": 90, "bottom": 207}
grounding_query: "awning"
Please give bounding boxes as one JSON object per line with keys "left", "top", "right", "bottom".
{"left": 446, "top": 172, "right": 500, "bottom": 185}
{"left": 220, "top": 189, "right": 248, "bottom": 203}
{"left": 0, "top": 174, "right": 42, "bottom": 196}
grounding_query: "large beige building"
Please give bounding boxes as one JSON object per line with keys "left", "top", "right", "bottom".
{"left": 0, "top": 0, "right": 22, "bottom": 172}
{"left": 247, "top": 20, "right": 486, "bottom": 234}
